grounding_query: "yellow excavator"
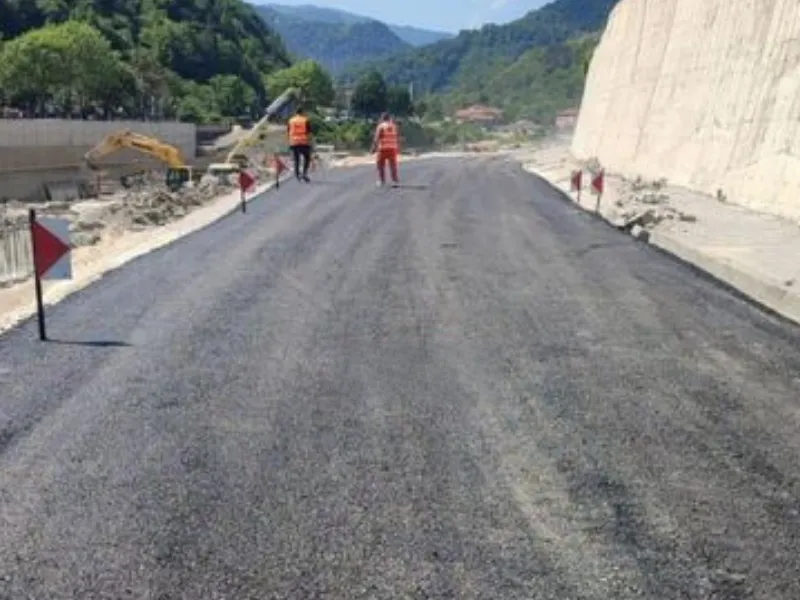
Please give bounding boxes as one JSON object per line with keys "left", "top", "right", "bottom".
{"left": 82, "top": 87, "right": 302, "bottom": 190}
{"left": 83, "top": 129, "right": 194, "bottom": 190}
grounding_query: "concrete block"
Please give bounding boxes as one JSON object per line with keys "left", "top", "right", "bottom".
{"left": 0, "top": 226, "right": 32, "bottom": 286}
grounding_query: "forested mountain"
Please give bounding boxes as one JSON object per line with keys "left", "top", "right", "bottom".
{"left": 0, "top": 0, "right": 292, "bottom": 122}
{"left": 388, "top": 24, "right": 452, "bottom": 47}
{"left": 342, "top": 0, "right": 619, "bottom": 123}
{"left": 255, "top": 5, "right": 409, "bottom": 74}
{"left": 345, "top": 0, "right": 618, "bottom": 91}
{"left": 261, "top": 3, "right": 453, "bottom": 47}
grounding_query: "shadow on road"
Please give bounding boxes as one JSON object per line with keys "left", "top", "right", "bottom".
{"left": 393, "top": 184, "right": 429, "bottom": 190}
{"left": 574, "top": 241, "right": 631, "bottom": 257}
{"left": 46, "top": 339, "right": 132, "bottom": 348}
{"left": 305, "top": 180, "right": 348, "bottom": 186}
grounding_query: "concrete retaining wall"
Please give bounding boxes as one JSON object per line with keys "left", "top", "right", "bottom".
{"left": 0, "top": 120, "right": 197, "bottom": 201}
{"left": 572, "top": 0, "right": 800, "bottom": 222}
{"left": 0, "top": 225, "right": 32, "bottom": 286}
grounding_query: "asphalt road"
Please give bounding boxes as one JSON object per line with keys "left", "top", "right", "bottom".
{"left": 1, "top": 156, "right": 799, "bottom": 599}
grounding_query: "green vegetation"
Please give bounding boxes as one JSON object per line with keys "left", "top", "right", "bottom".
{"left": 342, "top": 0, "right": 617, "bottom": 124}
{"left": 311, "top": 117, "right": 480, "bottom": 153}
{"left": 349, "top": 70, "right": 412, "bottom": 119}
{"left": 431, "top": 33, "right": 601, "bottom": 123}
{"left": 0, "top": 0, "right": 291, "bottom": 122}
{"left": 309, "top": 70, "right": 484, "bottom": 152}
{"left": 255, "top": 6, "right": 410, "bottom": 75}
{"left": 266, "top": 60, "right": 336, "bottom": 110}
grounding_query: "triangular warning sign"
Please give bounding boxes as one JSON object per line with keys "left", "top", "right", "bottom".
{"left": 570, "top": 170, "right": 582, "bottom": 191}
{"left": 239, "top": 170, "right": 255, "bottom": 192}
{"left": 32, "top": 220, "right": 70, "bottom": 278}
{"left": 591, "top": 170, "right": 604, "bottom": 195}
{"left": 273, "top": 155, "right": 287, "bottom": 174}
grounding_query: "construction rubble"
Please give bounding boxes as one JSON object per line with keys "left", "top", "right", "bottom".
{"left": 0, "top": 169, "right": 240, "bottom": 251}
{"left": 605, "top": 175, "right": 698, "bottom": 232}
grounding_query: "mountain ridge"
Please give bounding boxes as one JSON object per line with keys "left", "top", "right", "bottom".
{"left": 254, "top": 5, "right": 411, "bottom": 74}
{"left": 261, "top": 3, "right": 454, "bottom": 46}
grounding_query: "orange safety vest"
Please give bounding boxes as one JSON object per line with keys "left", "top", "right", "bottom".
{"left": 377, "top": 121, "right": 399, "bottom": 151}
{"left": 288, "top": 115, "right": 310, "bottom": 145}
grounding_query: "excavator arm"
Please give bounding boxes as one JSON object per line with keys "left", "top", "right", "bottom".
{"left": 83, "top": 130, "right": 187, "bottom": 170}
{"left": 225, "top": 87, "right": 301, "bottom": 167}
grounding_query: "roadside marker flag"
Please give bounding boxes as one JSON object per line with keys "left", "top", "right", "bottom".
{"left": 239, "top": 169, "right": 256, "bottom": 213}
{"left": 570, "top": 169, "right": 582, "bottom": 192}
{"left": 29, "top": 210, "right": 72, "bottom": 340}
{"left": 591, "top": 169, "right": 604, "bottom": 195}
{"left": 591, "top": 169, "right": 605, "bottom": 212}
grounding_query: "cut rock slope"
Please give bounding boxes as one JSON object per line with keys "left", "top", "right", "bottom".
{"left": 572, "top": 0, "right": 800, "bottom": 221}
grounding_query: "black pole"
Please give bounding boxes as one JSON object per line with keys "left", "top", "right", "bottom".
{"left": 28, "top": 209, "right": 46, "bottom": 341}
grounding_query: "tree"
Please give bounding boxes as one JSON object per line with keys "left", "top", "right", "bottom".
{"left": 266, "top": 60, "right": 335, "bottom": 111}
{"left": 423, "top": 96, "right": 444, "bottom": 121}
{"left": 209, "top": 74, "right": 258, "bottom": 119}
{"left": 351, "top": 70, "right": 387, "bottom": 118}
{"left": 0, "top": 1, "right": 292, "bottom": 121}
{"left": 0, "top": 20, "right": 125, "bottom": 116}
{"left": 386, "top": 85, "right": 413, "bottom": 117}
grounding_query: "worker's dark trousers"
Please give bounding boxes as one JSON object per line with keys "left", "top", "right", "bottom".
{"left": 290, "top": 144, "right": 311, "bottom": 179}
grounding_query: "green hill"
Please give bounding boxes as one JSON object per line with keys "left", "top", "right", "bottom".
{"left": 262, "top": 3, "right": 453, "bottom": 47}
{"left": 255, "top": 5, "right": 410, "bottom": 74}
{"left": 0, "top": 0, "right": 292, "bottom": 122}
{"left": 260, "top": 3, "right": 366, "bottom": 25}
{"left": 343, "top": 0, "right": 619, "bottom": 123}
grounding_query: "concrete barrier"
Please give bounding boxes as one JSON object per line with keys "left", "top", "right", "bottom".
{"left": 0, "top": 225, "right": 32, "bottom": 287}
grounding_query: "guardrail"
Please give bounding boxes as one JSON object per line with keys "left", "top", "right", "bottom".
{"left": 0, "top": 222, "right": 32, "bottom": 287}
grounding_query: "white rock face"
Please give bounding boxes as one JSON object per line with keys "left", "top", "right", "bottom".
{"left": 572, "top": 0, "right": 800, "bottom": 221}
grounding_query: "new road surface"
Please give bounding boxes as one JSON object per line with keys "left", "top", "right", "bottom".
{"left": 1, "top": 157, "right": 799, "bottom": 599}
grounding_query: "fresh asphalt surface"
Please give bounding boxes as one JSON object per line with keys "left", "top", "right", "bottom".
{"left": 1, "top": 156, "right": 799, "bottom": 598}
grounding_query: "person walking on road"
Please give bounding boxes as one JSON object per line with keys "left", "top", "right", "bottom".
{"left": 371, "top": 112, "right": 400, "bottom": 187}
{"left": 287, "top": 107, "right": 312, "bottom": 182}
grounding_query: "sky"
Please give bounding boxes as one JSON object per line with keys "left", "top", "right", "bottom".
{"left": 255, "top": 0, "right": 550, "bottom": 33}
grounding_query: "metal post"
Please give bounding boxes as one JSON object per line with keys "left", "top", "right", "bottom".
{"left": 28, "top": 209, "right": 46, "bottom": 340}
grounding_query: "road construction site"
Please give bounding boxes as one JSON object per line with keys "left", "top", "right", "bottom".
{"left": 2, "top": 155, "right": 800, "bottom": 599}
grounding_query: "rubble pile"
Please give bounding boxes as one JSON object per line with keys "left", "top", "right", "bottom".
{"left": 609, "top": 176, "right": 697, "bottom": 231}
{"left": 118, "top": 171, "right": 235, "bottom": 229}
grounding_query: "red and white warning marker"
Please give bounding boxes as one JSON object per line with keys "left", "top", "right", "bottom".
{"left": 591, "top": 169, "right": 604, "bottom": 211}
{"left": 570, "top": 169, "right": 582, "bottom": 203}
{"left": 29, "top": 209, "right": 72, "bottom": 340}
{"left": 238, "top": 169, "right": 256, "bottom": 213}
{"left": 591, "top": 169, "right": 604, "bottom": 195}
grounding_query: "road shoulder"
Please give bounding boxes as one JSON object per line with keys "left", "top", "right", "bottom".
{"left": 515, "top": 141, "right": 800, "bottom": 326}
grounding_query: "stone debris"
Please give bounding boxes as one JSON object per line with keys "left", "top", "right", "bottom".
{"left": 117, "top": 171, "right": 235, "bottom": 229}
{"left": 609, "top": 176, "right": 697, "bottom": 232}
{"left": 0, "top": 169, "right": 237, "bottom": 249}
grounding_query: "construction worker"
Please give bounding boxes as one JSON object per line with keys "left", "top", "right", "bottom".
{"left": 287, "top": 107, "right": 312, "bottom": 182}
{"left": 371, "top": 112, "right": 400, "bottom": 187}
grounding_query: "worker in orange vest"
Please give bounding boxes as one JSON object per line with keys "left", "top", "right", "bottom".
{"left": 371, "top": 112, "right": 400, "bottom": 187}
{"left": 287, "top": 107, "right": 313, "bottom": 182}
